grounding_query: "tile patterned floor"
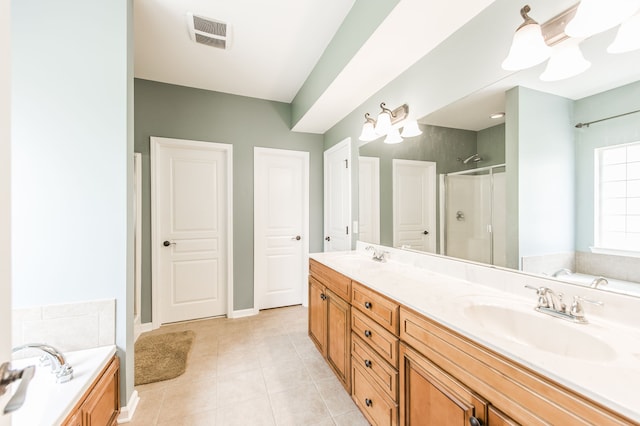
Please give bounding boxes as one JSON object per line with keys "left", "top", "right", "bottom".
{"left": 130, "top": 306, "right": 369, "bottom": 426}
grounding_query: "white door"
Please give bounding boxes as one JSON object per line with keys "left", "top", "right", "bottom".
{"left": 358, "top": 156, "right": 380, "bottom": 244}
{"left": 393, "top": 159, "right": 436, "bottom": 252}
{"left": 324, "top": 138, "right": 351, "bottom": 251}
{"left": 254, "top": 148, "right": 309, "bottom": 310}
{"left": 152, "top": 137, "right": 232, "bottom": 325}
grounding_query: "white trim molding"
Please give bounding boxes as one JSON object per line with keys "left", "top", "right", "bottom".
{"left": 117, "top": 390, "right": 140, "bottom": 423}
{"left": 229, "top": 308, "right": 259, "bottom": 319}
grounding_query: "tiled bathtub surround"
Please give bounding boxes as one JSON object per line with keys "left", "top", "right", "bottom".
{"left": 12, "top": 299, "right": 115, "bottom": 357}
{"left": 576, "top": 251, "right": 640, "bottom": 283}
{"left": 520, "top": 252, "right": 575, "bottom": 276}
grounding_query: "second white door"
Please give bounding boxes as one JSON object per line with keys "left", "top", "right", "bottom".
{"left": 324, "top": 139, "right": 351, "bottom": 251}
{"left": 254, "top": 148, "right": 309, "bottom": 310}
{"left": 393, "top": 159, "right": 436, "bottom": 252}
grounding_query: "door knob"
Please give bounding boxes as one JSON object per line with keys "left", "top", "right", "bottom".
{"left": 162, "top": 240, "right": 176, "bottom": 247}
{"left": 325, "top": 236, "right": 331, "bottom": 241}
{"left": 292, "top": 235, "right": 301, "bottom": 241}
{"left": 423, "top": 230, "right": 429, "bottom": 235}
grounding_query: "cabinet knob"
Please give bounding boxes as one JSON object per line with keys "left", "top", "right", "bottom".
{"left": 364, "top": 360, "right": 372, "bottom": 368}
{"left": 364, "top": 330, "right": 372, "bottom": 338}
{"left": 364, "top": 301, "right": 372, "bottom": 309}
{"left": 320, "top": 293, "right": 326, "bottom": 301}
{"left": 469, "top": 416, "right": 482, "bottom": 426}
{"left": 365, "top": 398, "right": 373, "bottom": 407}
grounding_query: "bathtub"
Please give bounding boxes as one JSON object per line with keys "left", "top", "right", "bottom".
{"left": 557, "top": 273, "right": 640, "bottom": 297}
{"left": 9, "top": 345, "right": 116, "bottom": 426}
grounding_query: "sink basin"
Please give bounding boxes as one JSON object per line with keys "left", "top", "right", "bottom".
{"left": 463, "top": 304, "right": 616, "bottom": 362}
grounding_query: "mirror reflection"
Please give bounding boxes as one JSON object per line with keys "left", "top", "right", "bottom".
{"left": 357, "top": 3, "right": 640, "bottom": 297}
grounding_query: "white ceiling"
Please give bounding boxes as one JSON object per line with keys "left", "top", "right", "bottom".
{"left": 134, "top": 0, "right": 496, "bottom": 134}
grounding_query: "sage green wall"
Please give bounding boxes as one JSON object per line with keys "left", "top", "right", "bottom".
{"left": 477, "top": 123, "right": 506, "bottom": 166}
{"left": 12, "top": 0, "right": 134, "bottom": 406}
{"left": 574, "top": 80, "right": 640, "bottom": 252}
{"left": 292, "top": 0, "right": 400, "bottom": 127}
{"left": 506, "top": 87, "right": 575, "bottom": 267}
{"left": 134, "top": 79, "right": 324, "bottom": 320}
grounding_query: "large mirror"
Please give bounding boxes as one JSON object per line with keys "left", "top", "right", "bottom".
{"left": 357, "top": 1, "right": 640, "bottom": 297}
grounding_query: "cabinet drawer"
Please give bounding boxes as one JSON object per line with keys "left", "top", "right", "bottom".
{"left": 309, "top": 259, "right": 351, "bottom": 301}
{"left": 352, "top": 281, "right": 399, "bottom": 335}
{"left": 352, "top": 333, "right": 398, "bottom": 402}
{"left": 400, "top": 306, "right": 438, "bottom": 357}
{"left": 352, "top": 308, "right": 399, "bottom": 368}
{"left": 352, "top": 363, "right": 398, "bottom": 426}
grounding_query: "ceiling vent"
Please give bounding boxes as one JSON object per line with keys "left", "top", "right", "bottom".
{"left": 187, "top": 12, "right": 231, "bottom": 50}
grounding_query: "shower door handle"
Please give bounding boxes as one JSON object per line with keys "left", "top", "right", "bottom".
{"left": 423, "top": 230, "right": 429, "bottom": 235}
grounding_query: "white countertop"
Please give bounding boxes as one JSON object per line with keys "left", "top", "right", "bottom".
{"left": 10, "top": 345, "right": 117, "bottom": 426}
{"left": 310, "top": 249, "right": 640, "bottom": 423}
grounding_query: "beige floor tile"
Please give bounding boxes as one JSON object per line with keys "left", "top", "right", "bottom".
{"left": 303, "top": 356, "right": 339, "bottom": 382}
{"left": 156, "top": 377, "right": 217, "bottom": 421}
{"left": 332, "top": 409, "right": 370, "bottom": 426}
{"left": 216, "top": 368, "right": 267, "bottom": 408}
{"left": 269, "top": 383, "right": 332, "bottom": 426}
{"left": 128, "top": 387, "right": 165, "bottom": 425}
{"left": 216, "top": 395, "right": 276, "bottom": 426}
{"left": 316, "top": 376, "right": 359, "bottom": 417}
{"left": 156, "top": 408, "right": 217, "bottom": 426}
{"left": 217, "top": 348, "right": 262, "bottom": 375}
{"left": 262, "top": 362, "right": 313, "bottom": 394}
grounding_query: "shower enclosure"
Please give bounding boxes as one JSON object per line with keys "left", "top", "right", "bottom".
{"left": 440, "top": 164, "right": 506, "bottom": 267}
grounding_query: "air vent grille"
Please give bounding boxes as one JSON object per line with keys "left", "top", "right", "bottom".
{"left": 195, "top": 33, "right": 227, "bottom": 49}
{"left": 187, "top": 13, "right": 231, "bottom": 50}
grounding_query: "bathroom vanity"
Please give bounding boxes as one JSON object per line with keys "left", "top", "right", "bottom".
{"left": 308, "top": 245, "right": 640, "bottom": 425}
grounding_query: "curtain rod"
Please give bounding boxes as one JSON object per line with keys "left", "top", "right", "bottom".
{"left": 575, "top": 109, "right": 640, "bottom": 128}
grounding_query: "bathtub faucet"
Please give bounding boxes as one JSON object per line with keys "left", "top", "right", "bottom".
{"left": 590, "top": 276, "right": 608, "bottom": 289}
{"left": 12, "top": 343, "right": 73, "bottom": 383}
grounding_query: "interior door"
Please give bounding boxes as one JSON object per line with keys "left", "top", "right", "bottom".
{"left": 358, "top": 156, "right": 380, "bottom": 244}
{"left": 393, "top": 159, "right": 436, "bottom": 252}
{"left": 254, "top": 147, "right": 309, "bottom": 310}
{"left": 324, "top": 139, "right": 351, "bottom": 251}
{"left": 152, "top": 137, "right": 230, "bottom": 324}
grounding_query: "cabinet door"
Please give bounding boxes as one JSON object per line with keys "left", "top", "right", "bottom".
{"left": 82, "top": 356, "right": 120, "bottom": 426}
{"left": 309, "top": 276, "right": 327, "bottom": 355}
{"left": 400, "top": 344, "right": 487, "bottom": 426}
{"left": 326, "top": 288, "right": 351, "bottom": 392}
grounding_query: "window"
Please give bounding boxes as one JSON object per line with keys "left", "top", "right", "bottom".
{"left": 595, "top": 141, "right": 640, "bottom": 253}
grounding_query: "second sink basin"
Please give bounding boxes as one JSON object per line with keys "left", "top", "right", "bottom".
{"left": 463, "top": 304, "right": 616, "bottom": 362}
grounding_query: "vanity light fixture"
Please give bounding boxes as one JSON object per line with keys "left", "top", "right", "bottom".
{"left": 502, "top": 2, "right": 640, "bottom": 80}
{"left": 358, "top": 102, "right": 423, "bottom": 144}
{"left": 490, "top": 112, "right": 506, "bottom": 119}
{"left": 608, "top": 10, "right": 640, "bottom": 53}
{"left": 502, "top": 5, "right": 551, "bottom": 71}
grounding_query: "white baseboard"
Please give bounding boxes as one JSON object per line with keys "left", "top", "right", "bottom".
{"left": 229, "top": 308, "right": 258, "bottom": 318}
{"left": 117, "top": 390, "right": 140, "bottom": 423}
{"left": 134, "top": 322, "right": 153, "bottom": 342}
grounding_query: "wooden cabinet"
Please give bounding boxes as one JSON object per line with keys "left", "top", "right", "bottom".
{"left": 400, "top": 343, "right": 487, "bottom": 426}
{"left": 352, "top": 280, "right": 399, "bottom": 334}
{"left": 308, "top": 261, "right": 351, "bottom": 392}
{"left": 62, "top": 355, "right": 120, "bottom": 426}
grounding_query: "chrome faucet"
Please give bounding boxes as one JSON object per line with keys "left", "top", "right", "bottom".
{"left": 365, "top": 245, "right": 389, "bottom": 262}
{"left": 551, "top": 268, "right": 572, "bottom": 277}
{"left": 590, "top": 276, "right": 608, "bottom": 289}
{"left": 12, "top": 344, "right": 73, "bottom": 383}
{"left": 524, "top": 285, "right": 602, "bottom": 324}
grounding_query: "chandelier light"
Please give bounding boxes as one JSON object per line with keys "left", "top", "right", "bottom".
{"left": 608, "top": 10, "right": 640, "bottom": 53}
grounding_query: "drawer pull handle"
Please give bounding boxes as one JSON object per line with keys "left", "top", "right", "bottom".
{"left": 364, "top": 359, "right": 372, "bottom": 368}
{"left": 364, "top": 301, "right": 372, "bottom": 309}
{"left": 364, "top": 330, "right": 372, "bottom": 338}
{"left": 469, "top": 416, "right": 482, "bottom": 426}
{"left": 365, "top": 398, "right": 373, "bottom": 407}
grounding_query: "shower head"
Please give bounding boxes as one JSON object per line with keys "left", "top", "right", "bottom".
{"left": 460, "top": 153, "right": 482, "bottom": 164}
